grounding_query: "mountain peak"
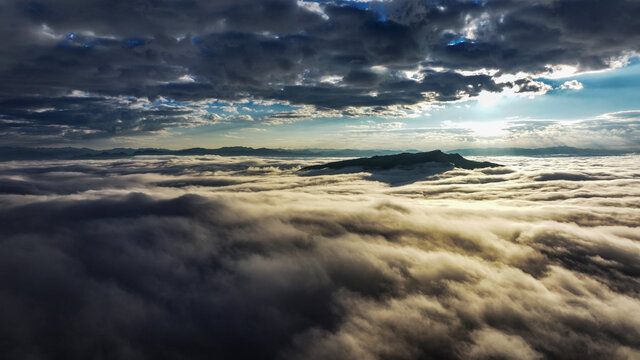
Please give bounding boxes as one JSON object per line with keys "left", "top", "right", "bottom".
{"left": 300, "top": 151, "right": 500, "bottom": 171}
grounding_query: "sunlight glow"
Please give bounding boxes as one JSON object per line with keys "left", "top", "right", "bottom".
{"left": 475, "top": 90, "right": 502, "bottom": 108}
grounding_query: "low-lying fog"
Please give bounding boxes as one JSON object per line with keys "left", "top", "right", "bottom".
{"left": 1, "top": 155, "right": 639, "bottom": 359}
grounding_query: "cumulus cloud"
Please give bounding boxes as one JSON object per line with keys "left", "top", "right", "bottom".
{"left": 1, "top": 154, "right": 639, "bottom": 359}
{"left": 559, "top": 80, "right": 584, "bottom": 90}
{"left": 0, "top": 0, "right": 638, "bottom": 141}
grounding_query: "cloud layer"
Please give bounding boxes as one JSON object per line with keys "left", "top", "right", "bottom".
{"left": 1, "top": 155, "right": 640, "bottom": 359}
{"left": 0, "top": 0, "right": 638, "bottom": 142}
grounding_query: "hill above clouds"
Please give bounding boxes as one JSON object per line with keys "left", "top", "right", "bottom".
{"left": 300, "top": 150, "right": 501, "bottom": 171}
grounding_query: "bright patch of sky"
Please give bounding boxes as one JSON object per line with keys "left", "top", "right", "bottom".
{"left": 447, "top": 36, "right": 469, "bottom": 46}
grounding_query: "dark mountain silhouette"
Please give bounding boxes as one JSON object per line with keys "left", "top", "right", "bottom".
{"left": 300, "top": 150, "right": 500, "bottom": 171}
{"left": 0, "top": 146, "right": 411, "bottom": 161}
{"left": 0, "top": 146, "right": 633, "bottom": 162}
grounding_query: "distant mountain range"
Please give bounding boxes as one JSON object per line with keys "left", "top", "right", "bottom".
{"left": 448, "top": 146, "right": 633, "bottom": 157}
{"left": 301, "top": 150, "right": 500, "bottom": 171}
{"left": 0, "top": 146, "right": 410, "bottom": 161}
{"left": 0, "top": 146, "right": 634, "bottom": 161}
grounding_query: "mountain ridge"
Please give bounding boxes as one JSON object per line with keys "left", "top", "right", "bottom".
{"left": 0, "top": 145, "right": 635, "bottom": 161}
{"left": 300, "top": 150, "right": 501, "bottom": 171}
{"left": 448, "top": 146, "right": 632, "bottom": 156}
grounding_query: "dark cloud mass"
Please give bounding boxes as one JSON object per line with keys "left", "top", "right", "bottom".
{"left": 0, "top": 0, "right": 638, "bottom": 142}
{"left": 1, "top": 155, "right": 640, "bottom": 359}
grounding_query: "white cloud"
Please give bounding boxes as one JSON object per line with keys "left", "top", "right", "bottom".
{"left": 297, "top": 0, "right": 329, "bottom": 20}
{"left": 3, "top": 154, "right": 640, "bottom": 359}
{"left": 559, "top": 80, "right": 584, "bottom": 90}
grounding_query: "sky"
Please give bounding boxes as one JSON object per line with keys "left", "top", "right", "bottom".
{"left": 0, "top": 0, "right": 639, "bottom": 150}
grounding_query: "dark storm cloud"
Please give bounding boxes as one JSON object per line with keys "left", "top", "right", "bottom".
{"left": 397, "top": 0, "right": 640, "bottom": 72}
{"left": 1, "top": 0, "right": 639, "bottom": 141}
{"left": 1, "top": 155, "right": 640, "bottom": 359}
{"left": 263, "top": 70, "right": 504, "bottom": 109}
{"left": 0, "top": 95, "right": 212, "bottom": 143}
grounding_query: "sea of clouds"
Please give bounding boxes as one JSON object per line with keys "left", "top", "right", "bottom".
{"left": 1, "top": 155, "right": 639, "bottom": 359}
